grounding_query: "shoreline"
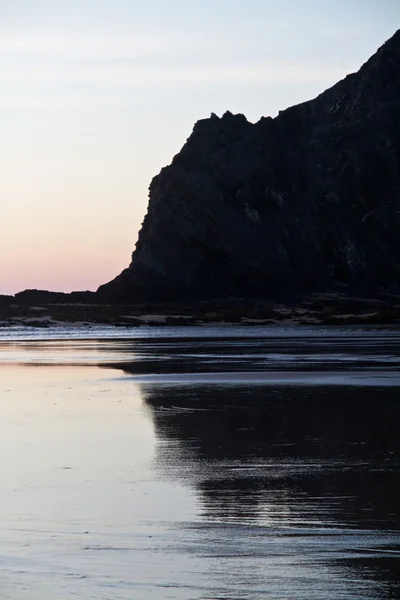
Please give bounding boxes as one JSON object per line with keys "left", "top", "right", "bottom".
{"left": 1, "top": 294, "right": 400, "bottom": 329}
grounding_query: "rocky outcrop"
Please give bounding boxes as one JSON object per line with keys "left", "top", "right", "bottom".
{"left": 99, "top": 30, "right": 400, "bottom": 301}
{"left": 13, "top": 289, "right": 96, "bottom": 305}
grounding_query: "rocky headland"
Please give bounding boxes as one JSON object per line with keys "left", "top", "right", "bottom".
{"left": 2, "top": 31, "right": 400, "bottom": 328}
{"left": 98, "top": 30, "right": 400, "bottom": 303}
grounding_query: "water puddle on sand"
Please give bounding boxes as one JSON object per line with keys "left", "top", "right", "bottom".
{"left": 0, "top": 327, "right": 399, "bottom": 598}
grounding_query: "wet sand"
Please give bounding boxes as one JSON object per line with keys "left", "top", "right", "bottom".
{"left": 0, "top": 326, "right": 399, "bottom": 599}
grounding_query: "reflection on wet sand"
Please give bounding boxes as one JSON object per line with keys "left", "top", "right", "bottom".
{"left": 140, "top": 378, "right": 400, "bottom": 597}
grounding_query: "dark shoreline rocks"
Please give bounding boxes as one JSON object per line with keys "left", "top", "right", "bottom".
{"left": 98, "top": 29, "right": 400, "bottom": 303}
{"left": 1, "top": 293, "right": 400, "bottom": 327}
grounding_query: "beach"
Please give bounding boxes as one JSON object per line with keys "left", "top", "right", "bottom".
{"left": 0, "top": 325, "right": 399, "bottom": 599}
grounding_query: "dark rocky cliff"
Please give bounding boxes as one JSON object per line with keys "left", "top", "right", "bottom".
{"left": 99, "top": 30, "right": 400, "bottom": 301}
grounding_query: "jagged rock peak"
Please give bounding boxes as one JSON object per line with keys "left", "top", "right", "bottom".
{"left": 190, "top": 111, "right": 251, "bottom": 139}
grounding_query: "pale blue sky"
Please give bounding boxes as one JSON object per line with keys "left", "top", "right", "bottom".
{"left": 1, "top": 0, "right": 398, "bottom": 293}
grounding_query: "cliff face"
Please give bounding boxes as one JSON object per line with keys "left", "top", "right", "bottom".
{"left": 99, "top": 30, "right": 400, "bottom": 301}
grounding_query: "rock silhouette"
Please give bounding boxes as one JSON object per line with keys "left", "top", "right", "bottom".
{"left": 99, "top": 30, "right": 400, "bottom": 301}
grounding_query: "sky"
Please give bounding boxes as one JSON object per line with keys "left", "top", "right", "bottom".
{"left": 1, "top": 0, "right": 399, "bottom": 294}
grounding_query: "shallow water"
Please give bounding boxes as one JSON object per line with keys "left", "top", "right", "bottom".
{"left": 0, "top": 325, "right": 399, "bottom": 599}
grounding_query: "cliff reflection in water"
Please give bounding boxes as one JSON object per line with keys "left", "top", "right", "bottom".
{"left": 141, "top": 382, "right": 400, "bottom": 593}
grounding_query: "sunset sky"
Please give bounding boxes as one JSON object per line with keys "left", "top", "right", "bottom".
{"left": 1, "top": 0, "right": 399, "bottom": 294}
